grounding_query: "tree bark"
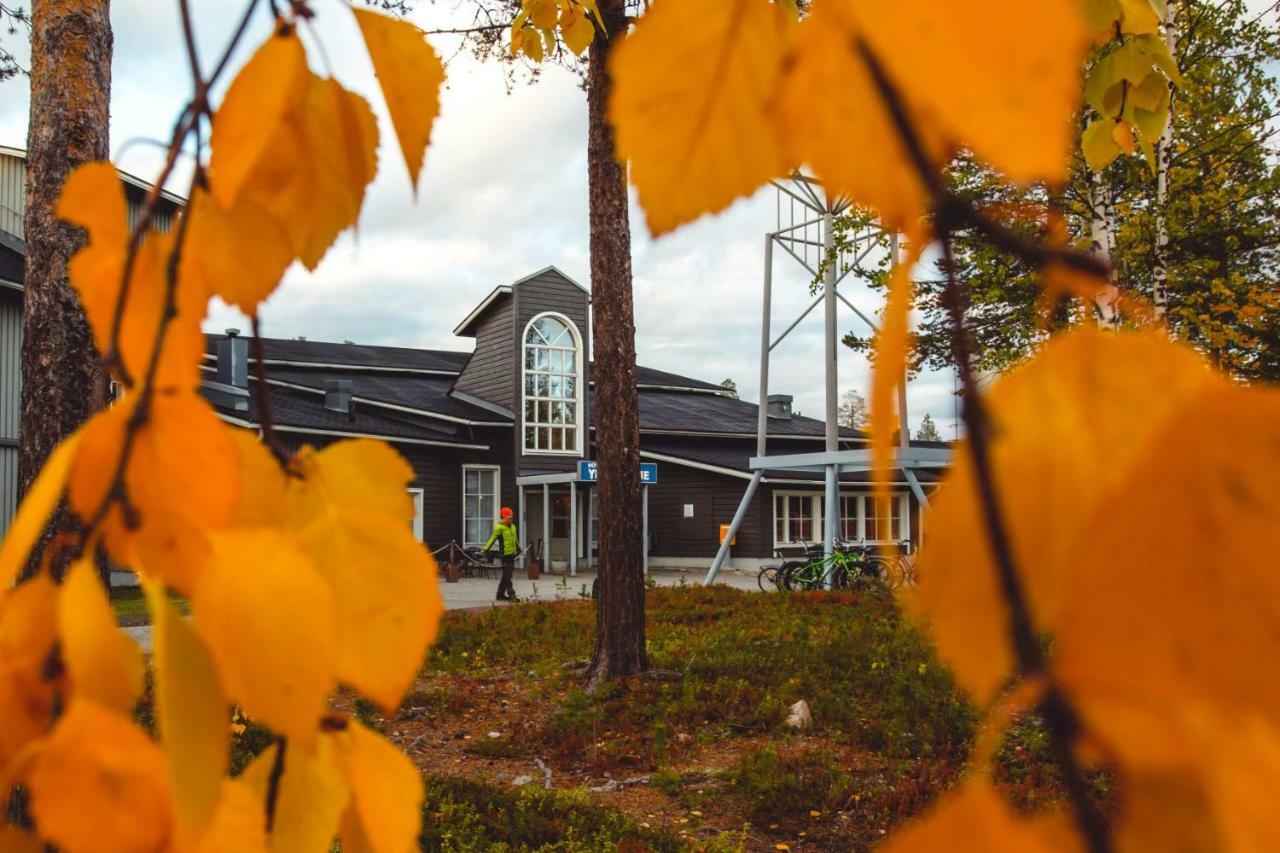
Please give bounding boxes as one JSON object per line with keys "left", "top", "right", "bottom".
{"left": 1152, "top": 0, "right": 1178, "bottom": 325}
{"left": 1089, "top": 168, "right": 1120, "bottom": 331}
{"left": 19, "top": 0, "right": 112, "bottom": 576}
{"left": 584, "top": 0, "right": 646, "bottom": 689}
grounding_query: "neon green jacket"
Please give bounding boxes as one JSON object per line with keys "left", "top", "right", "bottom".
{"left": 484, "top": 521, "right": 519, "bottom": 557}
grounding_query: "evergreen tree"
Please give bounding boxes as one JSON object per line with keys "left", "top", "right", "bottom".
{"left": 915, "top": 413, "right": 942, "bottom": 442}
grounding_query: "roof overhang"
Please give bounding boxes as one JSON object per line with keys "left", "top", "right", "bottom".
{"left": 452, "top": 285, "right": 512, "bottom": 336}
{"left": 748, "top": 447, "right": 952, "bottom": 473}
{"left": 0, "top": 145, "right": 186, "bottom": 207}
{"left": 215, "top": 414, "right": 491, "bottom": 451}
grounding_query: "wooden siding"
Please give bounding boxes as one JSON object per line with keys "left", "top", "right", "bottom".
{"left": 453, "top": 292, "right": 514, "bottom": 412}
{"left": 0, "top": 291, "right": 19, "bottom": 538}
{"left": 0, "top": 153, "right": 22, "bottom": 241}
{"left": 514, "top": 269, "right": 590, "bottom": 472}
{"left": 0, "top": 152, "right": 174, "bottom": 244}
{"left": 647, "top": 463, "right": 770, "bottom": 559}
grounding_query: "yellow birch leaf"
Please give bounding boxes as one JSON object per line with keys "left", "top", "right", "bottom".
{"left": 522, "top": 25, "right": 545, "bottom": 62}
{"left": 0, "top": 431, "right": 81, "bottom": 589}
{"left": 870, "top": 236, "right": 923, "bottom": 522}
{"left": 1055, "top": 384, "right": 1280, "bottom": 764}
{"left": 527, "top": 0, "right": 558, "bottom": 30}
{"left": 778, "top": 0, "right": 942, "bottom": 232}
{"left": 242, "top": 74, "right": 379, "bottom": 271}
{"left": 0, "top": 827, "right": 41, "bottom": 853}
{"left": 209, "top": 30, "right": 309, "bottom": 209}
{"left": 143, "top": 576, "right": 228, "bottom": 843}
{"left": 182, "top": 187, "right": 294, "bottom": 315}
{"left": 1082, "top": 117, "right": 1123, "bottom": 171}
{"left": 287, "top": 442, "right": 441, "bottom": 709}
{"left": 1118, "top": 0, "right": 1161, "bottom": 34}
{"left": 333, "top": 722, "right": 424, "bottom": 853}
{"left": 913, "top": 330, "right": 1222, "bottom": 703}
{"left": 881, "top": 781, "right": 1066, "bottom": 852}
{"left": 25, "top": 700, "right": 174, "bottom": 853}
{"left": 194, "top": 530, "right": 337, "bottom": 744}
{"left": 59, "top": 165, "right": 208, "bottom": 390}
{"left": 242, "top": 738, "right": 350, "bottom": 853}
{"left": 1111, "top": 120, "right": 1136, "bottom": 153}
{"left": 69, "top": 393, "right": 237, "bottom": 593}
{"left": 192, "top": 780, "right": 267, "bottom": 853}
{"left": 228, "top": 428, "right": 288, "bottom": 527}
{"left": 354, "top": 9, "right": 444, "bottom": 191}
{"left": 58, "top": 557, "right": 143, "bottom": 713}
{"left": 1195, "top": 714, "right": 1280, "bottom": 850}
{"left": 0, "top": 575, "right": 57, "bottom": 772}
{"left": 609, "top": 0, "right": 792, "bottom": 236}
{"left": 560, "top": 3, "right": 595, "bottom": 55}
{"left": 849, "top": 0, "right": 1088, "bottom": 186}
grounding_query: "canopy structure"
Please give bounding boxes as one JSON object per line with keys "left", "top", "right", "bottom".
{"left": 704, "top": 175, "right": 950, "bottom": 585}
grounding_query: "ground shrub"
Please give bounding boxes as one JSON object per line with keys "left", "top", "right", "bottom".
{"left": 419, "top": 775, "right": 689, "bottom": 851}
{"left": 723, "top": 743, "right": 851, "bottom": 825}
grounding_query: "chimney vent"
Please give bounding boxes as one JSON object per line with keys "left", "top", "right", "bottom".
{"left": 215, "top": 329, "right": 249, "bottom": 389}
{"left": 325, "top": 379, "right": 354, "bottom": 417}
{"left": 766, "top": 394, "right": 793, "bottom": 420}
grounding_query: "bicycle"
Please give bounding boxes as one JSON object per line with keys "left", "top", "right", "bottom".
{"left": 877, "top": 540, "right": 918, "bottom": 589}
{"left": 778, "top": 540, "right": 895, "bottom": 591}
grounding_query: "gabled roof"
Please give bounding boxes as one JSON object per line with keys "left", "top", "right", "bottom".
{"left": 202, "top": 334, "right": 470, "bottom": 375}
{"left": 0, "top": 145, "right": 187, "bottom": 208}
{"left": 624, "top": 389, "right": 865, "bottom": 440}
{"left": 453, "top": 266, "right": 587, "bottom": 336}
{"left": 268, "top": 367, "right": 510, "bottom": 425}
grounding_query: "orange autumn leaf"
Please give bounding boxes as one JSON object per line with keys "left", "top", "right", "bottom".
{"left": 0, "top": 575, "right": 58, "bottom": 775}
{"left": 333, "top": 722, "right": 424, "bottom": 853}
{"left": 241, "top": 738, "right": 349, "bottom": 853}
{"left": 913, "top": 329, "right": 1221, "bottom": 703}
{"left": 0, "top": 432, "right": 82, "bottom": 588}
{"left": 58, "top": 557, "right": 144, "bottom": 714}
{"left": 182, "top": 186, "right": 294, "bottom": 315}
{"left": 193, "top": 529, "right": 337, "bottom": 744}
{"left": 144, "top": 576, "right": 228, "bottom": 843}
{"left": 26, "top": 700, "right": 175, "bottom": 853}
{"left": 192, "top": 780, "right": 268, "bottom": 853}
{"left": 209, "top": 30, "right": 310, "bottom": 210}
{"left": 609, "top": 0, "right": 793, "bottom": 236}
{"left": 354, "top": 8, "right": 444, "bottom": 191}
{"left": 880, "top": 781, "right": 1068, "bottom": 853}
{"left": 285, "top": 441, "right": 441, "bottom": 710}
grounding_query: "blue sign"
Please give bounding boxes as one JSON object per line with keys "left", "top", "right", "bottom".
{"left": 578, "top": 461, "right": 659, "bottom": 484}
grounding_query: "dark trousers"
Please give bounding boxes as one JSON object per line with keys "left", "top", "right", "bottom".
{"left": 496, "top": 556, "right": 516, "bottom": 601}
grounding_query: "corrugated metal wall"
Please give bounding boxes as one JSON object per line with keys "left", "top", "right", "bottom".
{"left": 0, "top": 295, "right": 20, "bottom": 539}
{"left": 0, "top": 153, "right": 23, "bottom": 241}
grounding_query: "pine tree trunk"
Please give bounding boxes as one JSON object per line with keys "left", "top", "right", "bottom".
{"left": 1089, "top": 168, "right": 1120, "bottom": 331}
{"left": 585, "top": 0, "right": 647, "bottom": 689}
{"left": 1152, "top": 0, "right": 1177, "bottom": 324}
{"left": 19, "top": 0, "right": 112, "bottom": 576}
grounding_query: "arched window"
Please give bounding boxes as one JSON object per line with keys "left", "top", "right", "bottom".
{"left": 522, "top": 313, "right": 582, "bottom": 454}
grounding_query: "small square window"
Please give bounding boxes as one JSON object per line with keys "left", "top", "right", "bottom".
{"left": 550, "top": 429, "right": 564, "bottom": 451}
{"left": 525, "top": 401, "right": 536, "bottom": 422}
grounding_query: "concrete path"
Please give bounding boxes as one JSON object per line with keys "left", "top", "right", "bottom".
{"left": 122, "top": 568, "right": 760, "bottom": 652}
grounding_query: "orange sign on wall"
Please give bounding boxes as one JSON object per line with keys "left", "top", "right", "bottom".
{"left": 719, "top": 524, "right": 736, "bottom": 546}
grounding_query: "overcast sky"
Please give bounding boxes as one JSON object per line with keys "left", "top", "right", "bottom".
{"left": 17, "top": 2, "right": 1271, "bottom": 437}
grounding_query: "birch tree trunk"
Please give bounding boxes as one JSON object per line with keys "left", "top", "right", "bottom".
{"left": 1089, "top": 168, "right": 1121, "bottom": 331}
{"left": 19, "top": 0, "right": 112, "bottom": 575}
{"left": 585, "top": 0, "right": 647, "bottom": 688}
{"left": 1152, "top": 0, "right": 1178, "bottom": 324}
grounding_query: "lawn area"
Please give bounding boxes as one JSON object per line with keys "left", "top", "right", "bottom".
{"left": 110, "top": 584, "right": 188, "bottom": 626}
{"left": 321, "top": 585, "right": 1093, "bottom": 851}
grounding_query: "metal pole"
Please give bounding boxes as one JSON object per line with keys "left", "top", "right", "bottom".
{"left": 704, "top": 470, "right": 764, "bottom": 585}
{"left": 822, "top": 207, "right": 838, "bottom": 587}
{"left": 542, "top": 483, "right": 550, "bottom": 573}
{"left": 569, "top": 479, "right": 577, "bottom": 577}
{"left": 585, "top": 486, "right": 594, "bottom": 570}
{"left": 758, "top": 235, "right": 774, "bottom": 459}
{"left": 642, "top": 484, "right": 649, "bottom": 576}
{"left": 517, "top": 486, "right": 526, "bottom": 569}
{"left": 892, "top": 233, "right": 911, "bottom": 450}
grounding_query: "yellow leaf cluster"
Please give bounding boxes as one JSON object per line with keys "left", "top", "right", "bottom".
{"left": 610, "top": 0, "right": 1089, "bottom": 237}
{"left": 0, "top": 10, "right": 445, "bottom": 850}
{"left": 510, "top": 0, "right": 599, "bottom": 62}
{"left": 899, "top": 329, "right": 1280, "bottom": 848}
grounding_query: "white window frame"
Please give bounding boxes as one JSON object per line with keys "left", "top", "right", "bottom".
{"left": 408, "top": 487, "right": 424, "bottom": 543}
{"left": 461, "top": 464, "right": 502, "bottom": 548}
{"left": 771, "top": 490, "right": 912, "bottom": 548}
{"left": 521, "top": 311, "right": 584, "bottom": 456}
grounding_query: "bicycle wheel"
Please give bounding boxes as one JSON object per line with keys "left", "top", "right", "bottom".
{"left": 780, "top": 561, "right": 812, "bottom": 591}
{"left": 863, "top": 557, "right": 896, "bottom": 587}
{"left": 757, "top": 565, "right": 780, "bottom": 591}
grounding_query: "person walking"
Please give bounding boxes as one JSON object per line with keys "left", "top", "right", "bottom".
{"left": 484, "top": 506, "right": 520, "bottom": 602}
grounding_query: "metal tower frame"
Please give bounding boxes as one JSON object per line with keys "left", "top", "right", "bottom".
{"left": 704, "top": 175, "right": 949, "bottom": 584}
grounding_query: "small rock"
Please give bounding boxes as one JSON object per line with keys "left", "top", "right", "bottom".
{"left": 676, "top": 732, "right": 692, "bottom": 744}
{"left": 512, "top": 774, "right": 534, "bottom": 786}
{"left": 785, "top": 700, "right": 812, "bottom": 730}
{"left": 487, "top": 731, "right": 501, "bottom": 739}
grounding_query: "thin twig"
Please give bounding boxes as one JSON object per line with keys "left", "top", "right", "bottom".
{"left": 855, "top": 32, "right": 1113, "bottom": 853}
{"left": 264, "top": 736, "right": 287, "bottom": 833}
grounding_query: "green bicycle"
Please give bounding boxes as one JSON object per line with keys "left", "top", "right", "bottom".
{"left": 778, "top": 542, "right": 892, "bottom": 591}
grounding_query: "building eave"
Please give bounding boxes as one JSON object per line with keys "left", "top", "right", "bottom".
{"left": 452, "top": 285, "right": 512, "bottom": 336}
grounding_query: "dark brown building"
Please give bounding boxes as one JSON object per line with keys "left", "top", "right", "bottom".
{"left": 200, "top": 267, "right": 940, "bottom": 573}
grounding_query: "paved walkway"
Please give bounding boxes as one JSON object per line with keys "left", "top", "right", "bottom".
{"left": 122, "top": 568, "right": 760, "bottom": 652}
